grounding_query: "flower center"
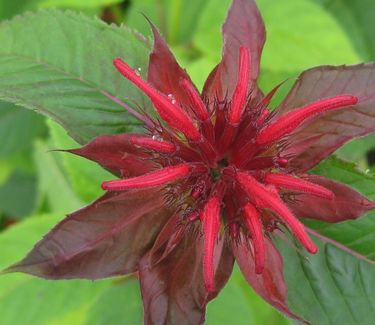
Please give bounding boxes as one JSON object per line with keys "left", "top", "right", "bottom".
{"left": 209, "top": 159, "right": 229, "bottom": 180}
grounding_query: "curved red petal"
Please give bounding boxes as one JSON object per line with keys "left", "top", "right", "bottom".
{"left": 201, "top": 197, "right": 222, "bottom": 293}
{"left": 67, "top": 133, "right": 153, "bottom": 177}
{"left": 139, "top": 229, "right": 234, "bottom": 325}
{"left": 202, "top": 0, "right": 265, "bottom": 100}
{"left": 232, "top": 235, "right": 310, "bottom": 324}
{"left": 242, "top": 203, "right": 265, "bottom": 274}
{"left": 6, "top": 188, "right": 173, "bottom": 279}
{"left": 277, "top": 63, "right": 375, "bottom": 172}
{"left": 288, "top": 174, "right": 375, "bottom": 222}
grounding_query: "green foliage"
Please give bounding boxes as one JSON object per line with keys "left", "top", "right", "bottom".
{"left": 0, "top": 9, "right": 152, "bottom": 145}
{"left": 33, "top": 140, "right": 83, "bottom": 214}
{"left": 0, "top": 0, "right": 121, "bottom": 19}
{"left": 313, "top": 0, "right": 375, "bottom": 61}
{"left": 279, "top": 237, "right": 375, "bottom": 325}
{"left": 40, "top": 0, "right": 123, "bottom": 8}
{"left": 47, "top": 120, "right": 112, "bottom": 203}
{"left": 307, "top": 157, "right": 375, "bottom": 259}
{"left": 0, "top": 101, "right": 46, "bottom": 158}
{"left": 0, "top": 215, "right": 142, "bottom": 325}
{"left": 207, "top": 266, "right": 292, "bottom": 325}
{"left": 0, "top": 100, "right": 46, "bottom": 219}
{"left": 0, "top": 171, "right": 37, "bottom": 219}
{"left": 274, "top": 156, "right": 375, "bottom": 324}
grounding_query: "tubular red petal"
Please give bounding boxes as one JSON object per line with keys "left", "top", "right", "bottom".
{"left": 129, "top": 136, "right": 176, "bottom": 154}
{"left": 236, "top": 172, "right": 317, "bottom": 254}
{"left": 229, "top": 46, "right": 251, "bottom": 125}
{"left": 265, "top": 173, "right": 334, "bottom": 200}
{"left": 256, "top": 95, "right": 358, "bottom": 146}
{"left": 242, "top": 203, "right": 265, "bottom": 274}
{"left": 201, "top": 196, "right": 221, "bottom": 294}
{"left": 102, "top": 164, "right": 191, "bottom": 191}
{"left": 113, "top": 58, "right": 201, "bottom": 141}
{"left": 181, "top": 78, "right": 209, "bottom": 121}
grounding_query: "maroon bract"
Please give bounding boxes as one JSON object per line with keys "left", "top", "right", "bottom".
{"left": 6, "top": 0, "right": 375, "bottom": 324}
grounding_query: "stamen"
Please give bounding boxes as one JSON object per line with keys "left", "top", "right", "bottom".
{"left": 228, "top": 46, "right": 251, "bottom": 125}
{"left": 201, "top": 196, "right": 221, "bottom": 294}
{"left": 113, "top": 58, "right": 201, "bottom": 141}
{"left": 242, "top": 203, "right": 265, "bottom": 274}
{"left": 265, "top": 173, "right": 334, "bottom": 199}
{"left": 102, "top": 163, "right": 190, "bottom": 190}
{"left": 129, "top": 136, "right": 176, "bottom": 153}
{"left": 256, "top": 95, "right": 358, "bottom": 146}
{"left": 236, "top": 172, "right": 317, "bottom": 254}
{"left": 201, "top": 181, "right": 226, "bottom": 294}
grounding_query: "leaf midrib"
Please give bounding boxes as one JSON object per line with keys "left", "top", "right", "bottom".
{"left": 308, "top": 228, "right": 375, "bottom": 266}
{"left": 0, "top": 52, "right": 136, "bottom": 115}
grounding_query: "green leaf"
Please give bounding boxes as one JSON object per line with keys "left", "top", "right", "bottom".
{"left": 0, "top": 214, "right": 63, "bottom": 293}
{"left": 0, "top": 101, "right": 47, "bottom": 158}
{"left": 336, "top": 133, "right": 375, "bottom": 170}
{"left": 84, "top": 279, "right": 143, "bottom": 325}
{"left": 0, "top": 10, "right": 152, "bottom": 145}
{"left": 0, "top": 0, "right": 120, "bottom": 20}
{"left": 257, "top": 0, "right": 359, "bottom": 72}
{"left": 0, "top": 171, "right": 37, "bottom": 218}
{"left": 33, "top": 140, "right": 83, "bottom": 213}
{"left": 278, "top": 237, "right": 375, "bottom": 325}
{"left": 48, "top": 120, "right": 111, "bottom": 203}
{"left": 0, "top": 159, "right": 12, "bottom": 185}
{"left": 306, "top": 157, "right": 375, "bottom": 260}
{"left": 207, "top": 266, "right": 292, "bottom": 325}
{"left": 40, "top": 0, "right": 123, "bottom": 9}
{"left": 0, "top": 214, "right": 143, "bottom": 325}
{"left": 312, "top": 0, "right": 375, "bottom": 61}
{"left": 278, "top": 156, "right": 375, "bottom": 324}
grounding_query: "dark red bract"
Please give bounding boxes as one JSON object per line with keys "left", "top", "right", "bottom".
{"left": 6, "top": 0, "right": 375, "bottom": 324}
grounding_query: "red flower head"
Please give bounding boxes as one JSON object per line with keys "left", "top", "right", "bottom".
{"left": 6, "top": 0, "right": 375, "bottom": 324}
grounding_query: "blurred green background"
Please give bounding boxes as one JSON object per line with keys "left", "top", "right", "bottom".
{"left": 0, "top": 0, "right": 374, "bottom": 324}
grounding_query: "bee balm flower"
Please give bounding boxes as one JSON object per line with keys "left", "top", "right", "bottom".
{"left": 6, "top": 0, "right": 375, "bottom": 324}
